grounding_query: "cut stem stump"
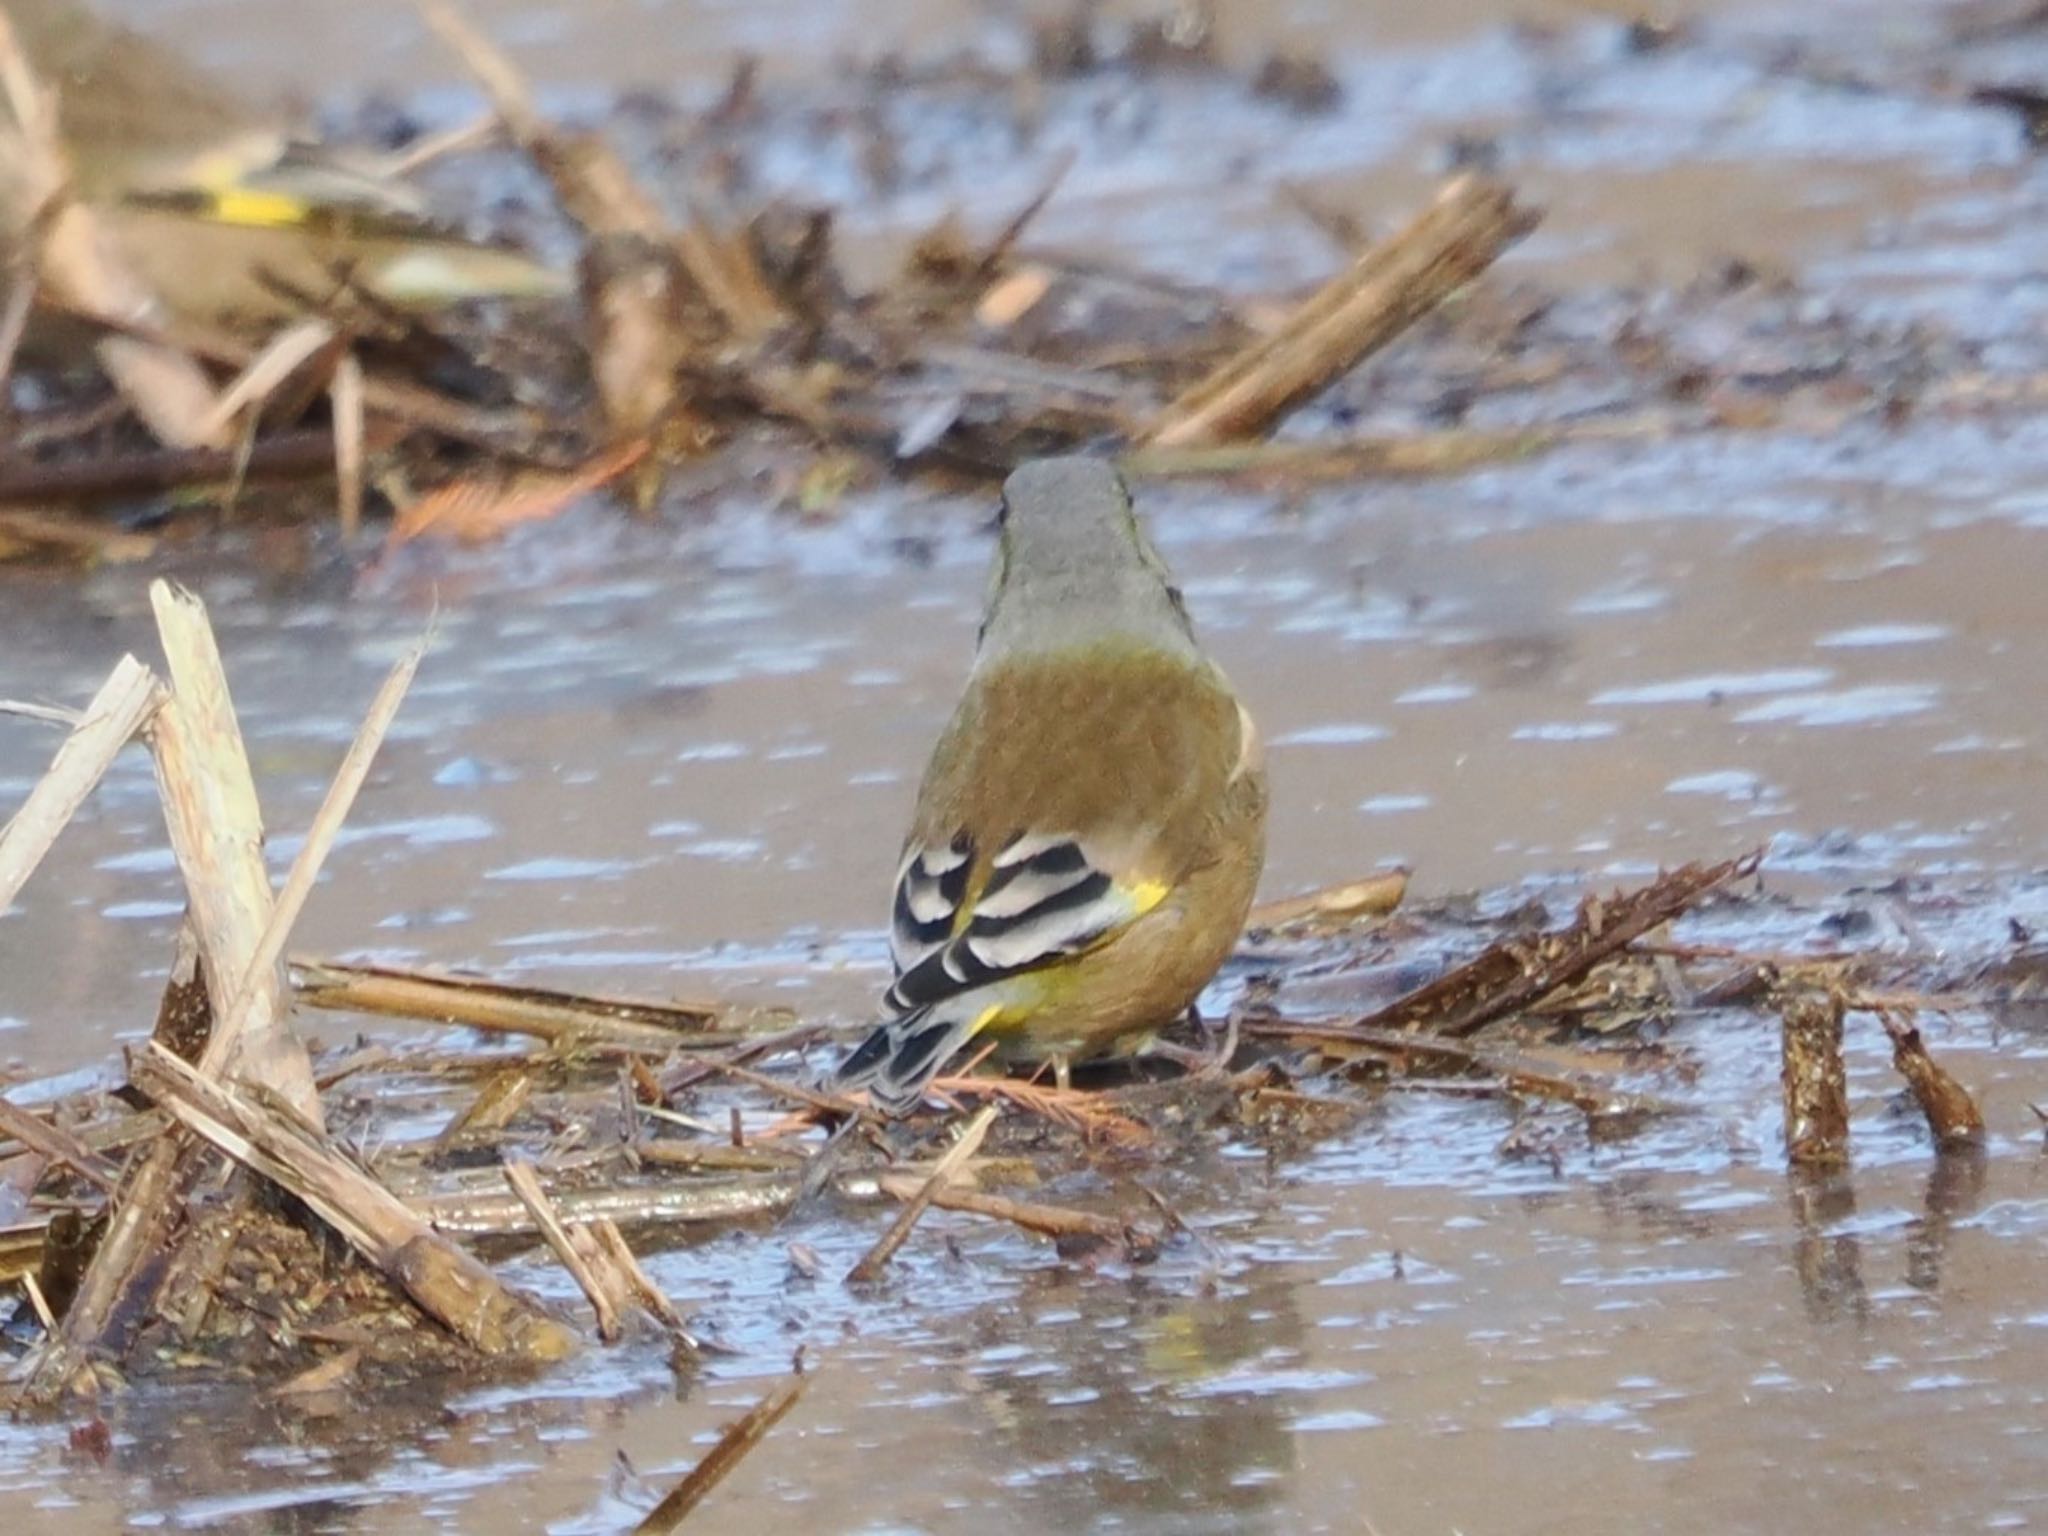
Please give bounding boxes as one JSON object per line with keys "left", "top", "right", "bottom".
{"left": 1781, "top": 990, "right": 1850, "bottom": 1168}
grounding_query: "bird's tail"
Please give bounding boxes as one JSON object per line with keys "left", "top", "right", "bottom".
{"left": 832, "top": 1000, "right": 991, "bottom": 1117}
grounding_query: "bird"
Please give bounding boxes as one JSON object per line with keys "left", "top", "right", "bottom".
{"left": 834, "top": 455, "right": 1267, "bottom": 1115}
{"left": 4, "top": 0, "right": 564, "bottom": 335}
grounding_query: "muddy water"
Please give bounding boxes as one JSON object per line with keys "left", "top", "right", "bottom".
{"left": 9, "top": 0, "right": 2048, "bottom": 1530}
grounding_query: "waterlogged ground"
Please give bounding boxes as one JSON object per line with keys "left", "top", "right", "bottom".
{"left": 8, "top": 0, "right": 2048, "bottom": 1529}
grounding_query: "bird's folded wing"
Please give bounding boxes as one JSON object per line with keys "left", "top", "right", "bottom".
{"left": 885, "top": 828, "right": 1166, "bottom": 1013}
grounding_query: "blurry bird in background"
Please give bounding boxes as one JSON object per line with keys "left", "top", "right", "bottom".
{"left": 3, "top": 0, "right": 564, "bottom": 337}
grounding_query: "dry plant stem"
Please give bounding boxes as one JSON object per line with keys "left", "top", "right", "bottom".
{"left": 0, "top": 508, "right": 156, "bottom": 560}
{"left": 411, "top": 1168, "right": 894, "bottom": 1236}
{"left": 28, "top": 1131, "right": 191, "bottom": 1398}
{"left": 290, "top": 957, "right": 748, "bottom": 1049}
{"left": 1877, "top": 1008, "right": 1985, "bottom": 1148}
{"left": 332, "top": 352, "right": 366, "bottom": 538}
{"left": 590, "top": 1219, "right": 691, "bottom": 1340}
{"left": 0, "top": 1098, "right": 119, "bottom": 1192}
{"left": 847, "top": 1103, "right": 999, "bottom": 1284}
{"left": 207, "top": 632, "right": 427, "bottom": 1096}
{"left": 1244, "top": 1018, "right": 1679, "bottom": 1118}
{"left": 0, "top": 263, "right": 32, "bottom": 394}
{"left": 1245, "top": 870, "right": 1408, "bottom": 931}
{"left": 415, "top": 0, "right": 696, "bottom": 451}
{"left": 873, "top": 1175, "right": 1131, "bottom": 1243}
{"left": 1780, "top": 990, "right": 1850, "bottom": 1167}
{"left": 195, "top": 319, "right": 339, "bottom": 442}
{"left": 0, "top": 655, "right": 161, "bottom": 914}
{"left": 134, "top": 1043, "right": 576, "bottom": 1360}
{"left": 504, "top": 1159, "right": 628, "bottom": 1341}
{"left": 149, "top": 581, "right": 320, "bottom": 1119}
{"left": 28, "top": 599, "right": 397, "bottom": 1392}
{"left": 1363, "top": 854, "right": 1758, "bottom": 1040}
{"left": 1142, "top": 176, "right": 1539, "bottom": 447}
{"left": 0, "top": 428, "right": 372, "bottom": 505}
{"left": 0, "top": 12, "right": 225, "bottom": 449}
{"left": 1121, "top": 422, "right": 1666, "bottom": 482}
{"left": 633, "top": 1373, "right": 809, "bottom": 1534}
{"left": 436, "top": 1067, "right": 534, "bottom": 1150}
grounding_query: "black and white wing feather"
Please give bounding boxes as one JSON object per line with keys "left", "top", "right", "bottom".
{"left": 882, "top": 829, "right": 1151, "bottom": 1013}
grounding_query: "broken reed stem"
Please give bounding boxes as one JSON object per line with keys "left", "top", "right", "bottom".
{"left": 1245, "top": 870, "right": 1408, "bottom": 931}
{"left": 289, "top": 956, "right": 752, "bottom": 1050}
{"left": 1242, "top": 1018, "right": 1682, "bottom": 1119}
{"left": 1876, "top": 1007, "right": 1985, "bottom": 1149}
{"left": 410, "top": 1169, "right": 846, "bottom": 1236}
{"left": 1142, "top": 175, "right": 1539, "bottom": 447}
{"left": 208, "top": 630, "right": 427, "bottom": 1087}
{"left": 1780, "top": 990, "right": 1850, "bottom": 1168}
{"left": 633, "top": 1372, "right": 809, "bottom": 1533}
{"left": 0, "top": 427, "right": 372, "bottom": 506}
{"left": 590, "top": 1219, "right": 693, "bottom": 1343}
{"left": 846, "top": 1102, "right": 999, "bottom": 1284}
{"left": 134, "top": 1043, "right": 576, "bottom": 1361}
{"left": 332, "top": 351, "right": 366, "bottom": 538}
{"left": 1360, "top": 854, "right": 1758, "bottom": 1040}
{"left": 0, "top": 1097, "right": 119, "bottom": 1193}
{"left": 0, "top": 655, "right": 162, "bottom": 914}
{"left": 504, "top": 1158, "right": 627, "bottom": 1341}
{"left": 148, "top": 580, "right": 322, "bottom": 1121}
{"left": 873, "top": 1175, "right": 1132, "bottom": 1243}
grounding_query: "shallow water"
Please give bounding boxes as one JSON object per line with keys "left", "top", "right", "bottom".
{"left": 9, "top": 0, "right": 2048, "bottom": 1530}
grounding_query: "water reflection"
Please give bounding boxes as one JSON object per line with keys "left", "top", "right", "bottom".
{"left": 1786, "top": 1167, "right": 1870, "bottom": 1325}
{"left": 1904, "top": 1148, "right": 1989, "bottom": 1296}
{"left": 1787, "top": 1146, "right": 1990, "bottom": 1324}
{"left": 954, "top": 1270, "right": 1303, "bottom": 1533}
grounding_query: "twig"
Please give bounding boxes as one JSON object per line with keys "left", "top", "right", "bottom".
{"left": 633, "top": 1373, "right": 809, "bottom": 1533}
{"left": 416, "top": 0, "right": 698, "bottom": 457}
{"left": 590, "top": 1218, "right": 692, "bottom": 1341}
{"left": 290, "top": 956, "right": 762, "bottom": 1050}
{"left": 410, "top": 1170, "right": 836, "bottom": 1235}
{"left": 0, "top": 1097, "right": 119, "bottom": 1192}
{"left": 20, "top": 1270, "right": 55, "bottom": 1332}
{"left": 332, "top": 352, "right": 366, "bottom": 538}
{"left": 1357, "top": 854, "right": 1758, "bottom": 1039}
{"left": 504, "top": 1158, "right": 628, "bottom": 1341}
{"left": 434, "top": 1066, "right": 535, "bottom": 1151}
{"left": 133, "top": 1042, "right": 576, "bottom": 1360}
{"left": 1141, "top": 175, "right": 1538, "bottom": 447}
{"left": 0, "top": 428, "right": 372, "bottom": 505}
{"left": 873, "top": 1174, "right": 1133, "bottom": 1243}
{"left": 846, "top": 1103, "right": 998, "bottom": 1283}
{"left": 208, "top": 629, "right": 426, "bottom": 1102}
{"left": 194, "top": 318, "right": 340, "bottom": 442}
{"left": 0, "top": 508, "right": 157, "bottom": 561}
{"left": 0, "top": 261, "right": 32, "bottom": 395}
{"left": 1245, "top": 870, "right": 1408, "bottom": 931}
{"left": 1243, "top": 1018, "right": 1680, "bottom": 1119}
{"left": 0, "top": 655, "right": 162, "bottom": 914}
{"left": 925, "top": 1073, "right": 1152, "bottom": 1147}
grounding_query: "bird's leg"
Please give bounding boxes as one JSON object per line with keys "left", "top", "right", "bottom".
{"left": 1139, "top": 1004, "right": 1217, "bottom": 1073}
{"left": 1053, "top": 1054, "right": 1073, "bottom": 1092}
